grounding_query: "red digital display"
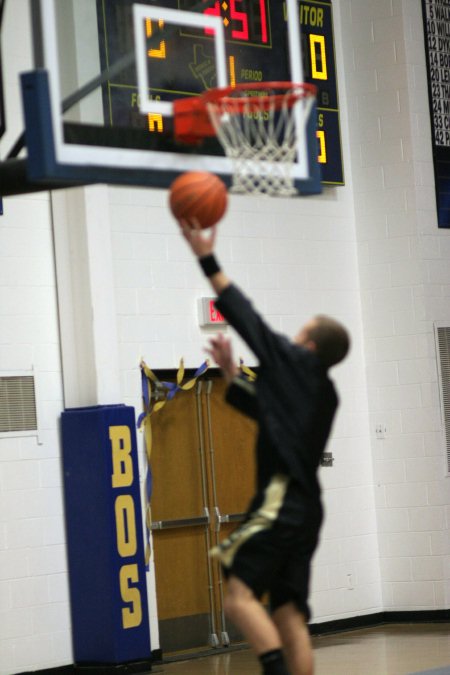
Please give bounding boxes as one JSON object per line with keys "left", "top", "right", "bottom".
{"left": 201, "top": 0, "right": 269, "bottom": 44}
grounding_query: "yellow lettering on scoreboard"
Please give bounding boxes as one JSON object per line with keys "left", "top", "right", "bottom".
{"left": 299, "top": 5, "right": 324, "bottom": 27}
{"left": 120, "top": 564, "right": 143, "bottom": 628}
{"left": 240, "top": 68, "right": 263, "bottom": 81}
{"left": 110, "top": 426, "right": 133, "bottom": 488}
{"left": 310, "top": 34, "right": 328, "bottom": 80}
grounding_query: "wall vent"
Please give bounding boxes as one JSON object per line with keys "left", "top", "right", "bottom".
{"left": 434, "top": 324, "right": 450, "bottom": 473}
{"left": 0, "top": 375, "right": 37, "bottom": 433}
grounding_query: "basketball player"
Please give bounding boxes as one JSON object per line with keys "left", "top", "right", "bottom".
{"left": 179, "top": 221, "right": 350, "bottom": 675}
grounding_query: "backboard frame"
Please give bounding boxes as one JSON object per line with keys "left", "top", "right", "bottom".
{"left": 133, "top": 4, "right": 228, "bottom": 116}
{"left": 17, "top": 0, "right": 321, "bottom": 195}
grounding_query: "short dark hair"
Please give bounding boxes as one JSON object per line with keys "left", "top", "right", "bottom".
{"left": 308, "top": 315, "right": 350, "bottom": 369}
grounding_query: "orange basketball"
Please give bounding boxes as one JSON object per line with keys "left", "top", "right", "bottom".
{"left": 169, "top": 171, "right": 228, "bottom": 229}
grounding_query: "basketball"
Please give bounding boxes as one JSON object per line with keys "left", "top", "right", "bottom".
{"left": 169, "top": 171, "right": 228, "bottom": 229}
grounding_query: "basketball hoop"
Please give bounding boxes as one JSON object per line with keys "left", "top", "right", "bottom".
{"left": 174, "top": 82, "right": 317, "bottom": 197}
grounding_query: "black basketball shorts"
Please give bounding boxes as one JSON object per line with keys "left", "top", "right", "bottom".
{"left": 211, "top": 518, "right": 318, "bottom": 620}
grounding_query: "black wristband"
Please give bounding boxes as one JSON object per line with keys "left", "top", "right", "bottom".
{"left": 199, "top": 254, "right": 221, "bottom": 277}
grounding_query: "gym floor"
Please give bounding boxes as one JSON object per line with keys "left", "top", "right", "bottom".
{"left": 153, "top": 624, "right": 450, "bottom": 674}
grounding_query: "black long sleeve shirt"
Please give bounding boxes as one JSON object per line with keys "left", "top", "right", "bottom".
{"left": 215, "top": 284, "right": 338, "bottom": 531}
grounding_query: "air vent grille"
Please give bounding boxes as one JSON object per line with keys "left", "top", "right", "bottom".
{"left": 436, "top": 326, "right": 450, "bottom": 472}
{"left": 0, "top": 376, "right": 37, "bottom": 433}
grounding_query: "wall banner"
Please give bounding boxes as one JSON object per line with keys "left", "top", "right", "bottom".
{"left": 421, "top": 0, "right": 450, "bottom": 227}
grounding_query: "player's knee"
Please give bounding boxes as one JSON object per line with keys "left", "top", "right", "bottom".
{"left": 223, "top": 588, "right": 253, "bottom": 621}
{"left": 223, "top": 591, "right": 243, "bottom": 620}
{"left": 273, "top": 605, "right": 308, "bottom": 638}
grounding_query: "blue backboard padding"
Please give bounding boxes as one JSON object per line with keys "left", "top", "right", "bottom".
{"left": 21, "top": 70, "right": 60, "bottom": 183}
{"left": 61, "top": 404, "right": 151, "bottom": 664}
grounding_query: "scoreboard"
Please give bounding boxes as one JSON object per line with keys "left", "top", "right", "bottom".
{"left": 97, "top": 0, "right": 344, "bottom": 186}
{"left": 298, "top": 1, "right": 343, "bottom": 184}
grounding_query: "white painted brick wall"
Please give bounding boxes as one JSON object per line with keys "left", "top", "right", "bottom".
{"left": 0, "top": 0, "right": 449, "bottom": 672}
{"left": 342, "top": 0, "right": 450, "bottom": 613}
{"left": 0, "top": 2, "right": 70, "bottom": 672}
{"left": 0, "top": 184, "right": 70, "bottom": 674}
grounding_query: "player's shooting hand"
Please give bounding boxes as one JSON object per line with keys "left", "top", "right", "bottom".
{"left": 179, "top": 219, "right": 218, "bottom": 258}
{"left": 204, "top": 332, "right": 238, "bottom": 382}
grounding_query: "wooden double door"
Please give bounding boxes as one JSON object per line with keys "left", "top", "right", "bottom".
{"left": 149, "top": 374, "right": 256, "bottom": 654}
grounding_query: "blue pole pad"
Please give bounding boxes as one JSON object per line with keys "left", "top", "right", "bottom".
{"left": 21, "top": 70, "right": 59, "bottom": 182}
{"left": 61, "top": 404, "right": 151, "bottom": 664}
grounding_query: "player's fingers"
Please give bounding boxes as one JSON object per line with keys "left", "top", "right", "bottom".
{"left": 209, "top": 224, "right": 218, "bottom": 245}
{"left": 216, "top": 332, "right": 230, "bottom": 349}
{"left": 179, "top": 219, "right": 192, "bottom": 238}
{"left": 188, "top": 217, "right": 201, "bottom": 231}
{"left": 179, "top": 217, "right": 197, "bottom": 230}
{"left": 204, "top": 346, "right": 220, "bottom": 362}
{"left": 215, "top": 333, "right": 229, "bottom": 347}
{"left": 207, "top": 335, "right": 221, "bottom": 350}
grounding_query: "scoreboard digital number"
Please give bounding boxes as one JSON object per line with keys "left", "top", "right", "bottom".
{"left": 97, "top": 0, "right": 344, "bottom": 186}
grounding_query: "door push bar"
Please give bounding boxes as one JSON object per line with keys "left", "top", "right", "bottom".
{"left": 151, "top": 508, "right": 210, "bottom": 531}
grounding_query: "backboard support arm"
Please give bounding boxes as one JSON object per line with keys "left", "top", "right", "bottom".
{"left": 30, "top": 0, "right": 44, "bottom": 68}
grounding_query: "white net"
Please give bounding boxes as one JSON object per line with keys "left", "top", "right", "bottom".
{"left": 205, "top": 85, "right": 315, "bottom": 196}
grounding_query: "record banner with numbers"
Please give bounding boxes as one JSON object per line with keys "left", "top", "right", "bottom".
{"left": 421, "top": 0, "right": 450, "bottom": 227}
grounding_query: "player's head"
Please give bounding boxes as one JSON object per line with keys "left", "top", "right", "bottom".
{"left": 295, "top": 315, "right": 350, "bottom": 369}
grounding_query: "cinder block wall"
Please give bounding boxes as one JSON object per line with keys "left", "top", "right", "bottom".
{"left": 0, "top": 2, "right": 70, "bottom": 673}
{"left": 340, "top": 0, "right": 449, "bottom": 610}
{"left": 0, "top": 1, "right": 448, "bottom": 673}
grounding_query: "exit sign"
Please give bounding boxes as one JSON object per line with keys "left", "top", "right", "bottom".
{"left": 198, "top": 297, "right": 227, "bottom": 327}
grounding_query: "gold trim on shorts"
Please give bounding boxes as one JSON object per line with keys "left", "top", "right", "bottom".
{"left": 209, "top": 473, "right": 289, "bottom": 568}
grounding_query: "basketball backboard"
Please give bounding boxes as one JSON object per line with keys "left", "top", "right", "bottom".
{"left": 1, "top": 0, "right": 344, "bottom": 196}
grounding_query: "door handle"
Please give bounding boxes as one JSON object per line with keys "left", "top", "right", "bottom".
{"left": 213, "top": 508, "right": 246, "bottom": 531}
{"left": 151, "top": 508, "right": 210, "bottom": 530}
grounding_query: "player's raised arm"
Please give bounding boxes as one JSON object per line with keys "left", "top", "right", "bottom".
{"left": 179, "top": 216, "right": 284, "bottom": 368}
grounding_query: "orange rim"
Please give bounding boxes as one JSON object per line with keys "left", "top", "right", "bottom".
{"left": 202, "top": 81, "right": 317, "bottom": 113}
